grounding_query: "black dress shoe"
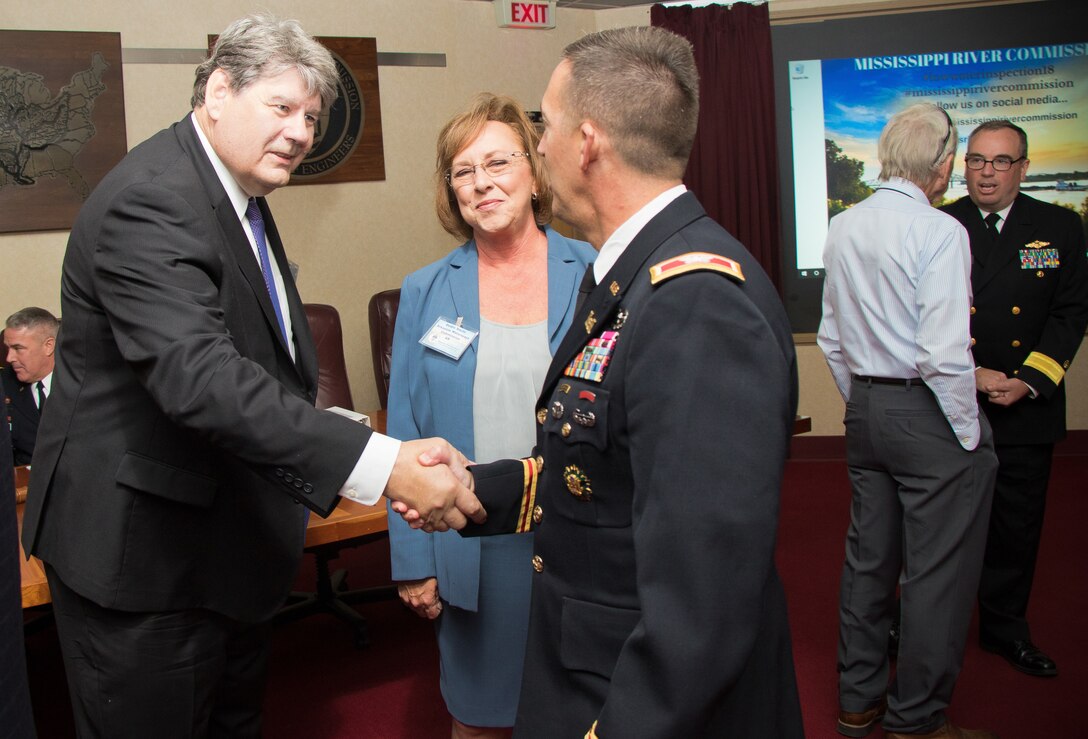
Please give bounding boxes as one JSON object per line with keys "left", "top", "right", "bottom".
{"left": 981, "top": 639, "right": 1058, "bottom": 677}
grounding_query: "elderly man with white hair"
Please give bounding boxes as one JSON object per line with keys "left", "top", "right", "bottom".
{"left": 818, "top": 103, "right": 998, "bottom": 739}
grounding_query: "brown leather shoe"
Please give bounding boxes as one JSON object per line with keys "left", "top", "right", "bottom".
{"left": 885, "top": 721, "right": 998, "bottom": 738}
{"left": 837, "top": 699, "right": 886, "bottom": 737}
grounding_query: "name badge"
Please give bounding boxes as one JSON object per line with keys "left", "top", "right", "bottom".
{"left": 419, "top": 316, "right": 477, "bottom": 359}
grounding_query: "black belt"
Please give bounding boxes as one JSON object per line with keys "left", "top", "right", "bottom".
{"left": 852, "top": 375, "right": 925, "bottom": 387}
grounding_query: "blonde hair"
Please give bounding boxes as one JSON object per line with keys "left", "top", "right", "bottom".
{"left": 434, "top": 93, "right": 552, "bottom": 241}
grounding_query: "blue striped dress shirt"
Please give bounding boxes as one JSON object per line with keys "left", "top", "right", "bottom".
{"left": 817, "top": 177, "right": 981, "bottom": 449}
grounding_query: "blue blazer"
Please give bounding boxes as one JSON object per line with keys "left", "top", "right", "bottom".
{"left": 386, "top": 227, "right": 594, "bottom": 610}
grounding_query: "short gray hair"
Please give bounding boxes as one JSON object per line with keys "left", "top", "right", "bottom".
{"left": 5, "top": 307, "right": 59, "bottom": 337}
{"left": 191, "top": 13, "right": 338, "bottom": 110}
{"left": 878, "top": 103, "right": 957, "bottom": 187}
{"left": 562, "top": 26, "right": 699, "bottom": 179}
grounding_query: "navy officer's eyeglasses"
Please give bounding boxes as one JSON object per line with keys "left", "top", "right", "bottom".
{"left": 964, "top": 155, "right": 1025, "bottom": 172}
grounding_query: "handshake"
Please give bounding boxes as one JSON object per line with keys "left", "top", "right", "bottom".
{"left": 385, "top": 438, "right": 485, "bottom": 532}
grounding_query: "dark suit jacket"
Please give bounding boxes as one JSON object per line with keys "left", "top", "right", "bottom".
{"left": 22, "top": 115, "right": 371, "bottom": 623}
{"left": 2, "top": 366, "right": 40, "bottom": 466}
{"left": 942, "top": 193, "right": 1088, "bottom": 444}
{"left": 1, "top": 396, "right": 35, "bottom": 736}
{"left": 465, "top": 193, "right": 803, "bottom": 738}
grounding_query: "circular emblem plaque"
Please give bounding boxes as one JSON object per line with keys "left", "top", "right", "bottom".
{"left": 293, "top": 52, "right": 364, "bottom": 180}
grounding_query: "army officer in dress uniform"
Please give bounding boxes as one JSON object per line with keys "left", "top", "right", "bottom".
{"left": 941, "top": 119, "right": 1088, "bottom": 678}
{"left": 404, "top": 26, "right": 803, "bottom": 739}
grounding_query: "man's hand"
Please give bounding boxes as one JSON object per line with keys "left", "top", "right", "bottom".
{"left": 397, "top": 577, "right": 443, "bottom": 619}
{"left": 984, "top": 377, "right": 1032, "bottom": 406}
{"left": 975, "top": 366, "right": 1007, "bottom": 393}
{"left": 385, "top": 438, "right": 484, "bottom": 532}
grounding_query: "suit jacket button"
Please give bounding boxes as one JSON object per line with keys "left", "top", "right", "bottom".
{"left": 536, "top": 408, "right": 547, "bottom": 425}
{"left": 561, "top": 422, "right": 572, "bottom": 438}
{"left": 275, "top": 468, "right": 285, "bottom": 477}
{"left": 303, "top": 483, "right": 313, "bottom": 494}
{"left": 1011, "top": 306, "right": 1021, "bottom": 315}
{"left": 1011, "top": 340, "right": 1021, "bottom": 348}
{"left": 532, "top": 505, "right": 543, "bottom": 524}
{"left": 970, "top": 306, "right": 976, "bottom": 315}
{"left": 293, "top": 479, "right": 303, "bottom": 489}
{"left": 535, "top": 455, "right": 544, "bottom": 470}
{"left": 970, "top": 338, "right": 976, "bottom": 346}
{"left": 531, "top": 555, "right": 544, "bottom": 573}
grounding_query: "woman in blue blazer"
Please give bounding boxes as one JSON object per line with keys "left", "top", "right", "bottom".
{"left": 386, "top": 94, "right": 594, "bottom": 737}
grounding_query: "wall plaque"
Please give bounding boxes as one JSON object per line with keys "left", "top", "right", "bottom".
{"left": 0, "top": 30, "right": 127, "bottom": 233}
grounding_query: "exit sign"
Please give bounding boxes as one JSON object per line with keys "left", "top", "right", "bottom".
{"left": 495, "top": 0, "right": 556, "bottom": 29}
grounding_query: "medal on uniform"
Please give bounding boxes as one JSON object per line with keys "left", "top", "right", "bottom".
{"left": 1020, "top": 244, "right": 1059, "bottom": 269}
{"left": 564, "top": 330, "right": 619, "bottom": 382}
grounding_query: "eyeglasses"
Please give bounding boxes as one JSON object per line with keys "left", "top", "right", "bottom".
{"left": 964, "top": 155, "right": 1025, "bottom": 172}
{"left": 445, "top": 152, "right": 529, "bottom": 188}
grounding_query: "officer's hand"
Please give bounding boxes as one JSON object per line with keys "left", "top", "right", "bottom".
{"left": 986, "top": 377, "right": 1031, "bottom": 407}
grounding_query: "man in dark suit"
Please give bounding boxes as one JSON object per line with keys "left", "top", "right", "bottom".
{"left": 410, "top": 26, "right": 803, "bottom": 738}
{"left": 22, "top": 14, "right": 480, "bottom": 737}
{"left": 2, "top": 307, "right": 59, "bottom": 465}
{"left": 942, "top": 119, "right": 1088, "bottom": 678}
{"left": 1, "top": 398, "right": 35, "bottom": 738}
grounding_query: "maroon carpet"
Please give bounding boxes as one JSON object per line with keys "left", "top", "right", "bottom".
{"left": 25, "top": 453, "right": 1085, "bottom": 737}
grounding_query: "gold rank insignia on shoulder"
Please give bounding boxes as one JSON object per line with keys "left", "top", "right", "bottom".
{"left": 649, "top": 252, "right": 745, "bottom": 285}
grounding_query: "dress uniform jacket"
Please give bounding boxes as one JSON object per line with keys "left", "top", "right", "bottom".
{"left": 941, "top": 193, "right": 1088, "bottom": 444}
{"left": 463, "top": 192, "right": 804, "bottom": 738}
{"left": 22, "top": 116, "right": 371, "bottom": 624}
{"left": 1, "top": 366, "right": 39, "bottom": 466}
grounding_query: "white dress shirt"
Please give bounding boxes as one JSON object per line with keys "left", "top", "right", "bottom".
{"left": 191, "top": 114, "right": 396, "bottom": 504}
{"left": 593, "top": 185, "right": 687, "bottom": 283}
{"left": 817, "top": 177, "right": 981, "bottom": 449}
{"left": 35, "top": 372, "right": 53, "bottom": 410}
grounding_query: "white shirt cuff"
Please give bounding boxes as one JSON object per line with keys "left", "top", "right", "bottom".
{"left": 338, "top": 432, "right": 400, "bottom": 506}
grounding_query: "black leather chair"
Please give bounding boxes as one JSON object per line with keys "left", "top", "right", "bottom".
{"left": 367, "top": 289, "right": 400, "bottom": 409}
{"left": 275, "top": 303, "right": 394, "bottom": 648}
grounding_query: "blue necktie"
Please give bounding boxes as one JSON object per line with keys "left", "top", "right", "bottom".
{"left": 246, "top": 198, "right": 289, "bottom": 344}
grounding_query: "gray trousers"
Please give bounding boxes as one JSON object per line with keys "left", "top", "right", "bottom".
{"left": 838, "top": 378, "right": 996, "bottom": 734}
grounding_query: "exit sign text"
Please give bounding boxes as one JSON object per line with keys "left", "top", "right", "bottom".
{"left": 495, "top": 0, "right": 557, "bottom": 29}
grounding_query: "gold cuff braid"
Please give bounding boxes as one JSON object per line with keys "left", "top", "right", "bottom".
{"left": 1023, "top": 351, "right": 1065, "bottom": 386}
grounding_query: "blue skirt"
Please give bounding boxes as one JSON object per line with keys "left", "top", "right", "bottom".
{"left": 436, "top": 532, "right": 534, "bottom": 726}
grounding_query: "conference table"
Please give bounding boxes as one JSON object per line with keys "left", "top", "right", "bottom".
{"left": 17, "top": 409, "right": 810, "bottom": 609}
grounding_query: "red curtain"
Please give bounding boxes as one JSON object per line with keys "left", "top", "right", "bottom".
{"left": 651, "top": 2, "right": 782, "bottom": 291}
